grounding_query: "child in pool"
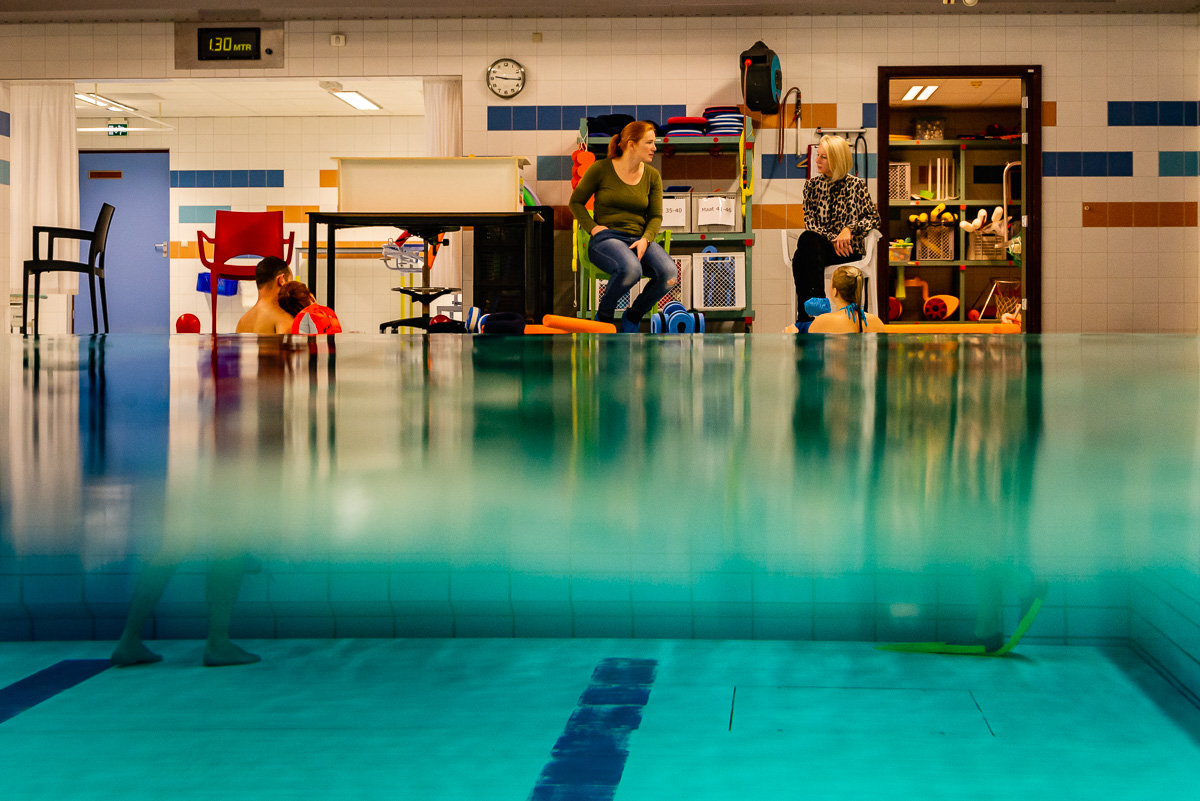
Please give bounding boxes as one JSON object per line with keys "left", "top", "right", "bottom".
{"left": 277, "top": 281, "right": 343, "bottom": 335}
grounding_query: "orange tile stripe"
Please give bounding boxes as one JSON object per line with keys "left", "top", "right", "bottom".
{"left": 751, "top": 204, "right": 805, "bottom": 229}
{"left": 319, "top": 170, "right": 339, "bottom": 188}
{"left": 1042, "top": 102, "right": 1057, "bottom": 127}
{"left": 747, "top": 103, "right": 837, "bottom": 130}
{"left": 1082, "top": 201, "right": 1198, "bottom": 227}
{"left": 266, "top": 205, "right": 320, "bottom": 223}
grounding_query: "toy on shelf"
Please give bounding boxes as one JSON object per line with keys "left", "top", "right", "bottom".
{"left": 923, "top": 294, "right": 960, "bottom": 321}
{"left": 967, "top": 279, "right": 1022, "bottom": 321}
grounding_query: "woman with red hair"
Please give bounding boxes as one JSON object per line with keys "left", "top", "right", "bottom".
{"left": 569, "top": 120, "right": 675, "bottom": 332}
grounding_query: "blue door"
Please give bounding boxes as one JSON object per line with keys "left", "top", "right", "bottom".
{"left": 77, "top": 151, "right": 170, "bottom": 334}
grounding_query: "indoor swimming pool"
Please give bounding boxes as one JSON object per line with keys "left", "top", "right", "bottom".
{"left": 1, "top": 332, "right": 1199, "bottom": 799}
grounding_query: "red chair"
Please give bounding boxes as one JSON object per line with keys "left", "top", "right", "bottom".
{"left": 198, "top": 210, "right": 294, "bottom": 333}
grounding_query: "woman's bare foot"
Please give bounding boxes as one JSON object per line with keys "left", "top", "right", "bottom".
{"left": 110, "top": 639, "right": 164, "bottom": 667}
{"left": 203, "top": 640, "right": 261, "bottom": 667}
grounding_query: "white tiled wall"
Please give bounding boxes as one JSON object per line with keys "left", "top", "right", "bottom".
{"left": 2, "top": 14, "right": 1199, "bottom": 333}
{"left": 77, "top": 115, "right": 425, "bottom": 334}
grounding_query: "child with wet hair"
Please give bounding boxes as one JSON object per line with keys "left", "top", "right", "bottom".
{"left": 277, "top": 281, "right": 343, "bottom": 335}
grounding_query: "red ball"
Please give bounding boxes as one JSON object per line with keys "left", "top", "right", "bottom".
{"left": 175, "top": 313, "right": 201, "bottom": 334}
{"left": 428, "top": 315, "right": 452, "bottom": 325}
{"left": 967, "top": 309, "right": 981, "bottom": 321}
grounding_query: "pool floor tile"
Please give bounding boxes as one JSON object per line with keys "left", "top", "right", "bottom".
{"left": 0, "top": 639, "right": 1197, "bottom": 800}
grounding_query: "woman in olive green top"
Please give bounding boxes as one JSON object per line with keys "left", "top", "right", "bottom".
{"left": 570, "top": 120, "right": 676, "bottom": 331}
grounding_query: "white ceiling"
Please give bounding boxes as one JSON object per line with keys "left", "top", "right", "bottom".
{"left": 74, "top": 77, "right": 426, "bottom": 119}
{"left": 889, "top": 78, "right": 1021, "bottom": 109}
{"left": 3, "top": 0, "right": 1199, "bottom": 23}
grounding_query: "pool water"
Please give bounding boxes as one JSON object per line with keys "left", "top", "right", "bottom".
{"left": 0, "top": 334, "right": 1197, "bottom": 658}
{"left": 2, "top": 332, "right": 1200, "bottom": 799}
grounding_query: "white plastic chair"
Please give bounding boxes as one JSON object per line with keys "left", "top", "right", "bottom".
{"left": 780, "top": 228, "right": 882, "bottom": 320}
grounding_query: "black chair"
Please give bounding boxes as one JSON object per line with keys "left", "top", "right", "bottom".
{"left": 22, "top": 203, "right": 115, "bottom": 335}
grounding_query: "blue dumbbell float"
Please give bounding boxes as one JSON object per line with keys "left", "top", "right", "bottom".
{"left": 650, "top": 301, "right": 705, "bottom": 334}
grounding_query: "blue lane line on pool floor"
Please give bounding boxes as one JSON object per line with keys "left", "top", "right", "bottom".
{"left": 0, "top": 660, "right": 111, "bottom": 724}
{"left": 529, "top": 657, "right": 658, "bottom": 801}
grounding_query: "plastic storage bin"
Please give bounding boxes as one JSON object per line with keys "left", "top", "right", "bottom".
{"left": 888, "top": 163, "right": 911, "bottom": 201}
{"left": 595, "top": 277, "right": 647, "bottom": 312}
{"left": 664, "top": 255, "right": 692, "bottom": 307}
{"left": 660, "top": 192, "right": 692, "bottom": 233}
{"left": 691, "top": 251, "right": 746, "bottom": 311}
{"left": 915, "top": 226, "right": 954, "bottom": 260}
{"left": 691, "top": 192, "right": 743, "bottom": 233}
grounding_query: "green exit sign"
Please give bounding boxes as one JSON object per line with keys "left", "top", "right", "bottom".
{"left": 107, "top": 122, "right": 127, "bottom": 137}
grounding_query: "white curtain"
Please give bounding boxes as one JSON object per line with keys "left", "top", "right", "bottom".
{"left": 8, "top": 82, "right": 79, "bottom": 296}
{"left": 423, "top": 78, "right": 462, "bottom": 289}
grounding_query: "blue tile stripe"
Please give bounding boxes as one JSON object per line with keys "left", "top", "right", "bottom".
{"left": 862, "top": 102, "right": 877, "bottom": 129}
{"left": 0, "top": 159, "right": 9, "bottom": 186}
{"left": 171, "top": 170, "right": 282, "bottom": 188}
{"left": 1108, "top": 101, "right": 1200, "bottom": 126}
{"left": 1041, "top": 151, "right": 1133, "bottom": 177}
{"left": 179, "top": 205, "right": 232, "bottom": 224}
{"left": 0, "top": 110, "right": 9, "bottom": 137}
{"left": 529, "top": 658, "right": 658, "bottom": 801}
{"left": 489, "top": 104, "right": 687, "bottom": 132}
{"left": 1159, "top": 151, "right": 1200, "bottom": 177}
{"left": 0, "top": 659, "right": 110, "bottom": 724}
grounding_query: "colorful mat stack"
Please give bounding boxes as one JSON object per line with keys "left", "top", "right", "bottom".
{"left": 660, "top": 107, "right": 745, "bottom": 138}
{"left": 703, "top": 106, "right": 744, "bottom": 137}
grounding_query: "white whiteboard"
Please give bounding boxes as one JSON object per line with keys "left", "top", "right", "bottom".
{"left": 337, "top": 157, "right": 525, "bottom": 213}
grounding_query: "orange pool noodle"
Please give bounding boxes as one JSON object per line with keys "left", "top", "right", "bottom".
{"left": 542, "top": 315, "right": 617, "bottom": 333}
{"left": 524, "top": 324, "right": 569, "bottom": 334}
{"left": 884, "top": 323, "right": 1021, "bottom": 334}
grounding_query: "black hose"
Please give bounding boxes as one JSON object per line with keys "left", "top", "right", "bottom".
{"left": 852, "top": 132, "right": 868, "bottom": 178}
{"left": 777, "top": 87, "right": 801, "bottom": 165}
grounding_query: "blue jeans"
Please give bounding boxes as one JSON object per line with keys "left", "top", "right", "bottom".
{"left": 589, "top": 229, "right": 675, "bottom": 321}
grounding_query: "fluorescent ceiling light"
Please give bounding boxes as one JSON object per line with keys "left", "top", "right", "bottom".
{"left": 332, "top": 90, "right": 380, "bottom": 111}
{"left": 902, "top": 85, "right": 923, "bottom": 102}
{"left": 75, "top": 92, "right": 137, "bottom": 113}
{"left": 917, "top": 85, "right": 939, "bottom": 101}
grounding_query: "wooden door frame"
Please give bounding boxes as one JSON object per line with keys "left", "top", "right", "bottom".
{"left": 877, "top": 65, "right": 1042, "bottom": 332}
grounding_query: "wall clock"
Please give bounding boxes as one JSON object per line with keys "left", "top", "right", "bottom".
{"left": 487, "top": 58, "right": 526, "bottom": 99}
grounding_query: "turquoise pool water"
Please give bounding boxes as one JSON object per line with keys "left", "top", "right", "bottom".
{"left": 1, "top": 334, "right": 1198, "bottom": 694}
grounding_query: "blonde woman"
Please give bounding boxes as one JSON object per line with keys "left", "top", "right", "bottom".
{"left": 792, "top": 135, "right": 882, "bottom": 324}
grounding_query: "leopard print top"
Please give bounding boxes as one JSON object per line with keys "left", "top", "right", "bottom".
{"left": 803, "top": 174, "right": 882, "bottom": 255}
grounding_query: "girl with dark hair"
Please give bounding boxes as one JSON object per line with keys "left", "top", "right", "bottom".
{"left": 569, "top": 120, "right": 676, "bottom": 331}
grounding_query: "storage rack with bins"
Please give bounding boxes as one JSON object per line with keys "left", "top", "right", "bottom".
{"left": 576, "top": 117, "right": 756, "bottom": 330}
{"left": 883, "top": 138, "right": 1025, "bottom": 325}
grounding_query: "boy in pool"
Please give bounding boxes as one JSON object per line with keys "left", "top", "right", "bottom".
{"left": 278, "top": 281, "right": 343, "bottom": 335}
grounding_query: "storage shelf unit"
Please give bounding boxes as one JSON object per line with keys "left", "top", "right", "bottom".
{"left": 884, "top": 137, "right": 1026, "bottom": 324}
{"left": 579, "top": 118, "right": 756, "bottom": 328}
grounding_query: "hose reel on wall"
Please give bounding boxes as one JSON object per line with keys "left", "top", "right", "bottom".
{"left": 739, "top": 41, "right": 781, "bottom": 113}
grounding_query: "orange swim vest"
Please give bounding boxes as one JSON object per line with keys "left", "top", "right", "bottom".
{"left": 290, "top": 303, "right": 342, "bottom": 335}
